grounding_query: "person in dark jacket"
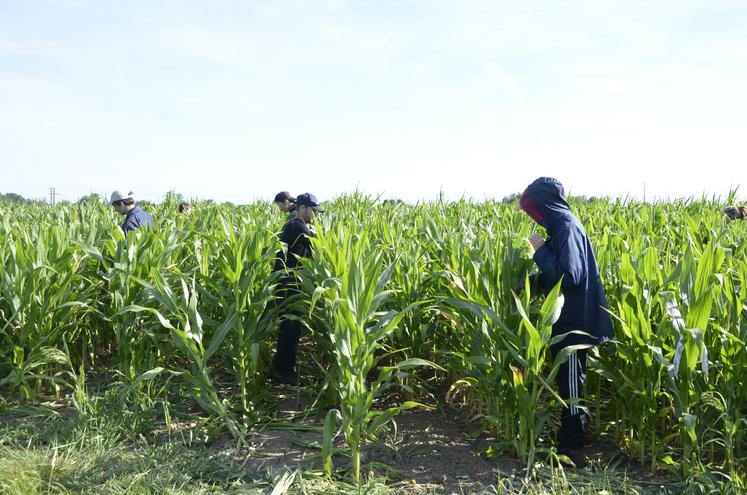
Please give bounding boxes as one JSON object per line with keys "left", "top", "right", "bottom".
{"left": 110, "top": 190, "right": 153, "bottom": 234}
{"left": 271, "top": 192, "right": 324, "bottom": 384}
{"left": 517, "top": 177, "right": 612, "bottom": 461}
{"left": 274, "top": 191, "right": 297, "bottom": 221}
{"left": 723, "top": 205, "right": 747, "bottom": 221}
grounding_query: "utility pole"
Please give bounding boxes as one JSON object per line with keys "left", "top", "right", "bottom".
{"left": 49, "top": 187, "right": 56, "bottom": 205}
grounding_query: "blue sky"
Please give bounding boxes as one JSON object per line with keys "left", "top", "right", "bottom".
{"left": 1, "top": 0, "right": 745, "bottom": 203}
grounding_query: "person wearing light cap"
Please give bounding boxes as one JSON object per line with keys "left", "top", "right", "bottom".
{"left": 110, "top": 190, "right": 153, "bottom": 235}
{"left": 517, "top": 177, "right": 612, "bottom": 466}
{"left": 274, "top": 191, "right": 297, "bottom": 221}
{"left": 271, "top": 192, "right": 324, "bottom": 384}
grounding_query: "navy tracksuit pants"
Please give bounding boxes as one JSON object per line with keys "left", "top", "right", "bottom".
{"left": 552, "top": 348, "right": 588, "bottom": 450}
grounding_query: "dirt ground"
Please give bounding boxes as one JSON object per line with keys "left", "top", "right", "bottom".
{"left": 230, "top": 384, "right": 667, "bottom": 495}
{"left": 244, "top": 405, "right": 508, "bottom": 494}
{"left": 1, "top": 383, "right": 671, "bottom": 495}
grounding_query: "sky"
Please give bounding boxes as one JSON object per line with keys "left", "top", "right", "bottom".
{"left": 1, "top": 0, "right": 745, "bottom": 203}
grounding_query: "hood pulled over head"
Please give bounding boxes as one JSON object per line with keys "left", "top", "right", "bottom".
{"left": 519, "top": 177, "right": 571, "bottom": 230}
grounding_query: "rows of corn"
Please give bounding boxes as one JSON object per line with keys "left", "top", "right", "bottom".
{"left": 0, "top": 196, "right": 745, "bottom": 489}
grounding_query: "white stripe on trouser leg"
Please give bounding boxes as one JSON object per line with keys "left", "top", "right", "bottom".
{"left": 574, "top": 352, "right": 580, "bottom": 416}
{"left": 569, "top": 353, "right": 574, "bottom": 416}
{"left": 569, "top": 351, "right": 577, "bottom": 416}
{"left": 571, "top": 352, "right": 576, "bottom": 416}
{"left": 574, "top": 353, "right": 580, "bottom": 416}
{"left": 575, "top": 353, "right": 580, "bottom": 415}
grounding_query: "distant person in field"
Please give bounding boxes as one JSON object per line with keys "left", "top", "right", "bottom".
{"left": 517, "top": 177, "right": 612, "bottom": 464}
{"left": 110, "top": 191, "right": 153, "bottom": 235}
{"left": 271, "top": 192, "right": 324, "bottom": 384}
{"left": 723, "top": 205, "right": 746, "bottom": 221}
{"left": 274, "top": 191, "right": 297, "bottom": 221}
{"left": 179, "top": 202, "right": 192, "bottom": 215}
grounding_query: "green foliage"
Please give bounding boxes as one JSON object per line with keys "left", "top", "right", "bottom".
{"left": 0, "top": 195, "right": 745, "bottom": 491}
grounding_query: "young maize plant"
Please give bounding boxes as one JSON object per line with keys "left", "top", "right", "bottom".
{"left": 440, "top": 244, "right": 574, "bottom": 468}
{"left": 374, "top": 204, "right": 445, "bottom": 396}
{"left": 196, "top": 212, "right": 278, "bottom": 417}
{"left": 507, "top": 281, "right": 592, "bottom": 470}
{"left": 122, "top": 270, "right": 243, "bottom": 442}
{"left": 80, "top": 225, "right": 181, "bottom": 381}
{"left": 0, "top": 219, "right": 93, "bottom": 400}
{"left": 302, "top": 225, "right": 441, "bottom": 482}
{"left": 433, "top": 210, "right": 537, "bottom": 444}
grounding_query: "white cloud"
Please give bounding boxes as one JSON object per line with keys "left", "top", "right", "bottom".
{"left": 318, "top": 23, "right": 396, "bottom": 74}
{"left": 487, "top": 63, "right": 524, "bottom": 105}
{"left": 156, "top": 25, "right": 251, "bottom": 69}
{"left": 1, "top": 0, "right": 745, "bottom": 202}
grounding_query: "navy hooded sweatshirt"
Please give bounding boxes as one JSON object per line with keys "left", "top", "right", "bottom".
{"left": 522, "top": 177, "right": 612, "bottom": 350}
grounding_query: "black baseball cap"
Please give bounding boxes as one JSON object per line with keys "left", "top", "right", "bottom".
{"left": 296, "top": 193, "right": 324, "bottom": 212}
{"left": 274, "top": 191, "right": 295, "bottom": 203}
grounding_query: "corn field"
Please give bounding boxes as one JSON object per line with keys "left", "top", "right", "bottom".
{"left": 0, "top": 195, "right": 745, "bottom": 490}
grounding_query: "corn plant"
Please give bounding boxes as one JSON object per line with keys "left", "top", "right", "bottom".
{"left": 122, "top": 270, "right": 243, "bottom": 441}
{"left": 0, "top": 221, "right": 94, "bottom": 399}
{"left": 303, "top": 227, "right": 440, "bottom": 481}
{"left": 195, "top": 213, "right": 278, "bottom": 417}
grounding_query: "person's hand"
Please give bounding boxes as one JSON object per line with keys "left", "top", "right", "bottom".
{"left": 529, "top": 233, "right": 545, "bottom": 252}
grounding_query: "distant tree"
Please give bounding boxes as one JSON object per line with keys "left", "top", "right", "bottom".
{"left": 164, "top": 190, "right": 185, "bottom": 205}
{"left": 77, "top": 193, "right": 101, "bottom": 204}
{"left": 501, "top": 193, "right": 520, "bottom": 204}
{"left": 0, "top": 192, "right": 27, "bottom": 203}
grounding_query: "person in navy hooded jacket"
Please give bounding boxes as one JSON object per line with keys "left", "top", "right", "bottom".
{"left": 517, "top": 177, "right": 612, "bottom": 460}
